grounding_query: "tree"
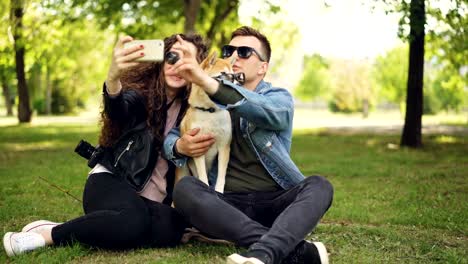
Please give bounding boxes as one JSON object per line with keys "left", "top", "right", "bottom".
{"left": 376, "top": 0, "right": 467, "bottom": 147}
{"left": 0, "top": 47, "right": 16, "bottom": 116}
{"left": 328, "top": 59, "right": 374, "bottom": 116}
{"left": 372, "top": 46, "right": 408, "bottom": 113}
{"left": 294, "top": 54, "right": 331, "bottom": 101}
{"left": 431, "top": 67, "right": 466, "bottom": 112}
{"left": 401, "top": 0, "right": 425, "bottom": 147}
{"left": 70, "top": 0, "right": 242, "bottom": 49}
{"left": 0, "top": 0, "right": 15, "bottom": 116}
{"left": 425, "top": 1, "right": 467, "bottom": 112}
{"left": 184, "top": 0, "right": 201, "bottom": 34}
{"left": 10, "top": 0, "right": 32, "bottom": 122}
{"left": 197, "top": 0, "right": 241, "bottom": 49}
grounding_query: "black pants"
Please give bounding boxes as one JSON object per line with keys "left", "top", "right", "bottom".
{"left": 51, "top": 172, "right": 187, "bottom": 249}
{"left": 173, "top": 176, "right": 333, "bottom": 263}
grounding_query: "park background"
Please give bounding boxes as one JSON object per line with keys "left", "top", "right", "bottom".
{"left": 0, "top": 0, "right": 467, "bottom": 263}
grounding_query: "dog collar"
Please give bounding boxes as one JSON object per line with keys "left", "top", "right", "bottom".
{"left": 213, "top": 72, "right": 245, "bottom": 85}
{"left": 194, "top": 106, "right": 216, "bottom": 113}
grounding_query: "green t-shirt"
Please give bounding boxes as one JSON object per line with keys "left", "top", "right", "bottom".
{"left": 223, "top": 111, "right": 282, "bottom": 193}
{"left": 210, "top": 83, "right": 281, "bottom": 193}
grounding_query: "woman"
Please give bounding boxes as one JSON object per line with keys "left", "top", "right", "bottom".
{"left": 3, "top": 33, "right": 208, "bottom": 256}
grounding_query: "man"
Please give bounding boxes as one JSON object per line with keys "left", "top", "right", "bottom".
{"left": 164, "top": 26, "right": 333, "bottom": 264}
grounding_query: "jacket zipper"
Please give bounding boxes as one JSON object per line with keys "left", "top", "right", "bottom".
{"left": 114, "top": 140, "right": 134, "bottom": 167}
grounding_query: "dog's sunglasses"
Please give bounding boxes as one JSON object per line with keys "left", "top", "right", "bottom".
{"left": 221, "top": 45, "right": 266, "bottom": 62}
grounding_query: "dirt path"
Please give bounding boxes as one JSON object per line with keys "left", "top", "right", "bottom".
{"left": 1, "top": 109, "right": 467, "bottom": 135}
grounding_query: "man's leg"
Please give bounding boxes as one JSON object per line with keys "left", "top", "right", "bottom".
{"left": 173, "top": 176, "right": 269, "bottom": 247}
{"left": 248, "top": 176, "right": 334, "bottom": 263}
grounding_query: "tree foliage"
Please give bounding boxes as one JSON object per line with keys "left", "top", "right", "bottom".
{"left": 0, "top": 0, "right": 15, "bottom": 116}
{"left": 328, "top": 59, "right": 374, "bottom": 115}
{"left": 294, "top": 54, "right": 331, "bottom": 101}
{"left": 0, "top": 0, "right": 288, "bottom": 119}
{"left": 372, "top": 45, "right": 408, "bottom": 111}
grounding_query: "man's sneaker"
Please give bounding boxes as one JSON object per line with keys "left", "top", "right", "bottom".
{"left": 21, "top": 220, "right": 61, "bottom": 233}
{"left": 3, "top": 232, "right": 46, "bottom": 257}
{"left": 282, "top": 240, "right": 329, "bottom": 264}
{"left": 227, "top": 250, "right": 271, "bottom": 264}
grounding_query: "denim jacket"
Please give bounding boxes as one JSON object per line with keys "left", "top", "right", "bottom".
{"left": 162, "top": 79, "right": 305, "bottom": 190}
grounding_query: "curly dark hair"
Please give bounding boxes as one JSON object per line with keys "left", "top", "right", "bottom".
{"left": 98, "top": 33, "right": 209, "bottom": 148}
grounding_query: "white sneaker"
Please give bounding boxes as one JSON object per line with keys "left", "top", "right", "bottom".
{"left": 226, "top": 253, "right": 266, "bottom": 264}
{"left": 3, "top": 232, "right": 46, "bottom": 257}
{"left": 313, "top": 242, "right": 329, "bottom": 264}
{"left": 22, "top": 220, "right": 61, "bottom": 233}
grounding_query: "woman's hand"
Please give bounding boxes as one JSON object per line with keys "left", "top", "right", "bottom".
{"left": 171, "top": 35, "right": 219, "bottom": 95}
{"left": 106, "top": 35, "right": 145, "bottom": 94}
{"left": 175, "top": 128, "right": 216, "bottom": 158}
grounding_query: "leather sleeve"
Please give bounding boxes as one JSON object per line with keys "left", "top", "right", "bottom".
{"left": 102, "top": 82, "right": 148, "bottom": 128}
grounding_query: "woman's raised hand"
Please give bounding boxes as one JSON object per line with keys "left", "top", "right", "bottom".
{"left": 106, "top": 36, "right": 145, "bottom": 94}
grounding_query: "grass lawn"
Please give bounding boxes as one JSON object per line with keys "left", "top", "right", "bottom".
{"left": 0, "top": 120, "right": 467, "bottom": 263}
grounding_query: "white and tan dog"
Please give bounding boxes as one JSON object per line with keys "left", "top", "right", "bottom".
{"left": 176, "top": 52, "right": 243, "bottom": 193}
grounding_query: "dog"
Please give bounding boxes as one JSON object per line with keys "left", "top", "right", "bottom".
{"left": 175, "top": 52, "right": 244, "bottom": 193}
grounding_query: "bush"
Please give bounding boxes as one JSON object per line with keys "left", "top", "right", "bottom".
{"left": 51, "top": 86, "right": 75, "bottom": 114}
{"left": 33, "top": 98, "right": 46, "bottom": 114}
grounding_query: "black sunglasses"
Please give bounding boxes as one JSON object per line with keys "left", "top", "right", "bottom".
{"left": 221, "top": 45, "right": 266, "bottom": 62}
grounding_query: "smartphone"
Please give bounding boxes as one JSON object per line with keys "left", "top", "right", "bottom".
{"left": 124, "top": 39, "right": 164, "bottom": 62}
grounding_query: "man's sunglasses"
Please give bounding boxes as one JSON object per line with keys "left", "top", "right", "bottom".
{"left": 221, "top": 45, "right": 266, "bottom": 62}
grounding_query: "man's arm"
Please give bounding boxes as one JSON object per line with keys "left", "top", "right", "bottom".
{"left": 211, "top": 80, "right": 294, "bottom": 131}
{"left": 162, "top": 127, "right": 188, "bottom": 167}
{"left": 162, "top": 127, "right": 216, "bottom": 166}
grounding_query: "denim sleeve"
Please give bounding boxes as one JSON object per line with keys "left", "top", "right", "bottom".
{"left": 162, "top": 126, "right": 187, "bottom": 167}
{"left": 211, "top": 80, "right": 294, "bottom": 131}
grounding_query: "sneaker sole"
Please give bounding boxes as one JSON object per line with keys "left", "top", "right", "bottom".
{"left": 22, "top": 220, "right": 61, "bottom": 233}
{"left": 226, "top": 253, "right": 265, "bottom": 264}
{"left": 3, "top": 232, "right": 15, "bottom": 257}
{"left": 312, "top": 241, "right": 329, "bottom": 264}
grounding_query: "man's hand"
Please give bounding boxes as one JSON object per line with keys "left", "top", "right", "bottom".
{"left": 172, "top": 35, "right": 219, "bottom": 95}
{"left": 175, "top": 128, "right": 216, "bottom": 157}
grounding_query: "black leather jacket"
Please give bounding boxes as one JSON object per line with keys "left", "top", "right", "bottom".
{"left": 97, "top": 83, "right": 185, "bottom": 204}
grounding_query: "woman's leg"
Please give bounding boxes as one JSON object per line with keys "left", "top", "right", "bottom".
{"left": 142, "top": 197, "right": 189, "bottom": 247}
{"left": 50, "top": 172, "right": 153, "bottom": 249}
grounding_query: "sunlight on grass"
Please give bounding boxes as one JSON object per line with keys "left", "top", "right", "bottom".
{"left": 423, "top": 112, "right": 468, "bottom": 126}
{"left": 292, "top": 108, "right": 468, "bottom": 130}
{"left": 435, "top": 135, "right": 458, "bottom": 144}
{"left": 365, "top": 139, "right": 377, "bottom": 146}
{"left": 0, "top": 109, "right": 100, "bottom": 127}
{"left": 2, "top": 141, "right": 69, "bottom": 151}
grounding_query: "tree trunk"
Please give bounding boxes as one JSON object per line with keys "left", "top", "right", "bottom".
{"left": 184, "top": 0, "right": 201, "bottom": 34}
{"left": 11, "top": 0, "right": 32, "bottom": 122}
{"left": 401, "top": 0, "right": 425, "bottom": 148}
{"left": 205, "top": 0, "right": 239, "bottom": 46}
{"left": 362, "top": 98, "right": 369, "bottom": 118}
{"left": 45, "top": 64, "right": 52, "bottom": 114}
{"left": 1, "top": 80, "right": 14, "bottom": 116}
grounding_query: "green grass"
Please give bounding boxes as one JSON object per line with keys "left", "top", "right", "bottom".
{"left": 0, "top": 123, "right": 467, "bottom": 263}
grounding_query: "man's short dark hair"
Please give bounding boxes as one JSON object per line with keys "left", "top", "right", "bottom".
{"left": 231, "top": 26, "right": 271, "bottom": 62}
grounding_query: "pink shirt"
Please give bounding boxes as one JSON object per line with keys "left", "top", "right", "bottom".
{"left": 139, "top": 98, "right": 181, "bottom": 202}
